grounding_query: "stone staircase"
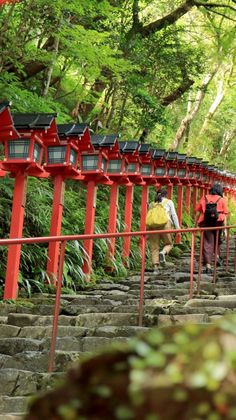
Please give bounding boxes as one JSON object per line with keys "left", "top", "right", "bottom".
{"left": 0, "top": 241, "right": 236, "bottom": 419}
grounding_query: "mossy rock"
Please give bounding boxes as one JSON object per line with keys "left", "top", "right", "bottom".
{"left": 26, "top": 315, "right": 236, "bottom": 420}
{"left": 169, "top": 247, "right": 183, "bottom": 258}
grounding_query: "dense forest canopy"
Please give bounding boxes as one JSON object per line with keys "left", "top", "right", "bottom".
{"left": 0, "top": 0, "right": 235, "bottom": 167}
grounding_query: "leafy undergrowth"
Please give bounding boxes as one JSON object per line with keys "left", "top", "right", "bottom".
{"left": 26, "top": 315, "right": 236, "bottom": 420}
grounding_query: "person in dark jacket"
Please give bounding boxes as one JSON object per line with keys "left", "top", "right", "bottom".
{"left": 196, "top": 183, "right": 228, "bottom": 274}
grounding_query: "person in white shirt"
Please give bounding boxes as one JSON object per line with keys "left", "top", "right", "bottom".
{"left": 149, "top": 188, "right": 180, "bottom": 274}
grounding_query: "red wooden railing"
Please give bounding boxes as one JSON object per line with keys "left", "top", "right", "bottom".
{"left": 0, "top": 224, "right": 235, "bottom": 371}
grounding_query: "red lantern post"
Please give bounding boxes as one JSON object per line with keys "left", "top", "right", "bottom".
{"left": 1, "top": 111, "right": 50, "bottom": 299}
{"left": 175, "top": 153, "right": 187, "bottom": 243}
{"left": 94, "top": 136, "right": 129, "bottom": 265}
{"left": 186, "top": 157, "right": 198, "bottom": 218}
{"left": 139, "top": 144, "right": 158, "bottom": 233}
{"left": 119, "top": 141, "right": 144, "bottom": 263}
{"left": 44, "top": 123, "right": 84, "bottom": 283}
{"left": 79, "top": 133, "right": 111, "bottom": 277}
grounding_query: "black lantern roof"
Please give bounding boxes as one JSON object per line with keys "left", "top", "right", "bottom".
{"left": 57, "top": 123, "right": 88, "bottom": 137}
{"left": 177, "top": 153, "right": 187, "bottom": 162}
{"left": 207, "top": 165, "right": 215, "bottom": 171}
{"left": 186, "top": 157, "right": 197, "bottom": 164}
{"left": 0, "top": 101, "right": 10, "bottom": 113}
{"left": 138, "top": 144, "right": 150, "bottom": 154}
{"left": 166, "top": 152, "right": 178, "bottom": 161}
{"left": 151, "top": 149, "right": 166, "bottom": 159}
{"left": 90, "top": 135, "right": 106, "bottom": 147}
{"left": 195, "top": 158, "right": 203, "bottom": 165}
{"left": 13, "top": 113, "right": 57, "bottom": 129}
{"left": 118, "top": 141, "right": 139, "bottom": 153}
{"left": 91, "top": 134, "right": 119, "bottom": 148}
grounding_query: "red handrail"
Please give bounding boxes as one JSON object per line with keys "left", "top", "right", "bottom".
{"left": 0, "top": 224, "right": 235, "bottom": 371}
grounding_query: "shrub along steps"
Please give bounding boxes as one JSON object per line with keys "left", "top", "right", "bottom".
{"left": 1, "top": 239, "right": 236, "bottom": 418}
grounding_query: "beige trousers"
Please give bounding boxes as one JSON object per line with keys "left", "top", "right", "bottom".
{"left": 149, "top": 221, "right": 173, "bottom": 265}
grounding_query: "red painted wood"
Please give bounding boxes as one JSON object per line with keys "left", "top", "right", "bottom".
{"left": 47, "top": 175, "right": 65, "bottom": 284}
{"left": 176, "top": 184, "right": 183, "bottom": 244}
{"left": 192, "top": 186, "right": 198, "bottom": 217}
{"left": 185, "top": 185, "right": 191, "bottom": 215}
{"left": 167, "top": 184, "right": 173, "bottom": 199}
{"left": 140, "top": 185, "right": 149, "bottom": 233}
{"left": 83, "top": 180, "right": 97, "bottom": 277}
{"left": 107, "top": 183, "right": 119, "bottom": 260}
{"left": 122, "top": 184, "right": 134, "bottom": 263}
{"left": 4, "top": 172, "right": 27, "bottom": 299}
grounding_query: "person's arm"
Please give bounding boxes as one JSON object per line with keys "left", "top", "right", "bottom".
{"left": 169, "top": 200, "right": 180, "bottom": 230}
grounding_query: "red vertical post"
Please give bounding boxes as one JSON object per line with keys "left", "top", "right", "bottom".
{"left": 138, "top": 234, "right": 147, "bottom": 327}
{"left": 122, "top": 184, "right": 134, "bottom": 263}
{"left": 140, "top": 184, "right": 149, "bottom": 232}
{"left": 4, "top": 172, "right": 28, "bottom": 300}
{"left": 199, "top": 186, "right": 204, "bottom": 199}
{"left": 167, "top": 184, "right": 173, "bottom": 199}
{"left": 176, "top": 183, "right": 183, "bottom": 244}
{"left": 192, "top": 186, "right": 198, "bottom": 218}
{"left": 48, "top": 240, "right": 66, "bottom": 373}
{"left": 189, "top": 232, "right": 195, "bottom": 299}
{"left": 107, "top": 183, "right": 119, "bottom": 260}
{"left": 47, "top": 175, "right": 65, "bottom": 284}
{"left": 185, "top": 185, "right": 191, "bottom": 216}
{"left": 83, "top": 180, "right": 97, "bottom": 276}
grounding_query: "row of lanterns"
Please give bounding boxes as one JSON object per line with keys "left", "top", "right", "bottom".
{"left": 1, "top": 101, "right": 235, "bottom": 188}
{"left": 0, "top": 102, "right": 235, "bottom": 300}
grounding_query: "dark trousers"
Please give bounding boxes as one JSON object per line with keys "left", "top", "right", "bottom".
{"left": 203, "top": 223, "right": 223, "bottom": 265}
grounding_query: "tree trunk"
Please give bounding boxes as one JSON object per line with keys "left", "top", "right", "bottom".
{"left": 105, "top": 85, "right": 118, "bottom": 129}
{"left": 169, "top": 69, "right": 219, "bottom": 150}
{"left": 117, "top": 90, "right": 128, "bottom": 131}
{"left": 219, "top": 128, "right": 236, "bottom": 157}
{"left": 200, "top": 62, "right": 234, "bottom": 135}
{"left": 42, "top": 36, "right": 60, "bottom": 97}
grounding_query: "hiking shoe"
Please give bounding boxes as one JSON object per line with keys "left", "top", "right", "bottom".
{"left": 217, "top": 258, "right": 223, "bottom": 267}
{"left": 159, "top": 251, "right": 166, "bottom": 265}
{"left": 153, "top": 268, "right": 159, "bottom": 275}
{"left": 205, "top": 266, "right": 213, "bottom": 274}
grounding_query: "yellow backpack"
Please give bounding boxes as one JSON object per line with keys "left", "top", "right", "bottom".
{"left": 146, "top": 199, "right": 169, "bottom": 229}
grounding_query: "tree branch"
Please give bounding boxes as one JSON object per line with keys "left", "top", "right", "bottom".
{"left": 205, "top": 6, "right": 236, "bottom": 21}
{"left": 127, "top": 0, "right": 236, "bottom": 40}
{"left": 195, "top": 1, "right": 236, "bottom": 12}
{"left": 161, "top": 78, "right": 194, "bottom": 106}
{"left": 141, "top": 0, "right": 195, "bottom": 37}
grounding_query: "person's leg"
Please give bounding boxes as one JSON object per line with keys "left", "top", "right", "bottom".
{"left": 203, "top": 229, "right": 214, "bottom": 272}
{"left": 215, "top": 223, "right": 223, "bottom": 264}
{"left": 149, "top": 234, "right": 160, "bottom": 271}
{"left": 159, "top": 222, "right": 173, "bottom": 263}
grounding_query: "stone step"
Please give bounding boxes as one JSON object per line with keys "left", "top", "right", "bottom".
{"left": 0, "top": 369, "right": 62, "bottom": 397}
{"left": 0, "top": 415, "right": 24, "bottom": 420}
{"left": 74, "top": 313, "right": 158, "bottom": 328}
{"left": 17, "top": 325, "right": 148, "bottom": 341}
{"left": 0, "top": 396, "right": 28, "bottom": 414}
{"left": 0, "top": 351, "right": 81, "bottom": 373}
{"left": 185, "top": 299, "right": 236, "bottom": 309}
{"left": 7, "top": 312, "right": 157, "bottom": 329}
{"left": 0, "top": 338, "right": 42, "bottom": 355}
{"left": 7, "top": 314, "right": 76, "bottom": 327}
{"left": 158, "top": 313, "right": 209, "bottom": 327}
{"left": 168, "top": 306, "right": 230, "bottom": 316}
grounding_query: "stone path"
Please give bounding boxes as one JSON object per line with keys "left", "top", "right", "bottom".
{"left": 0, "top": 240, "right": 236, "bottom": 419}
